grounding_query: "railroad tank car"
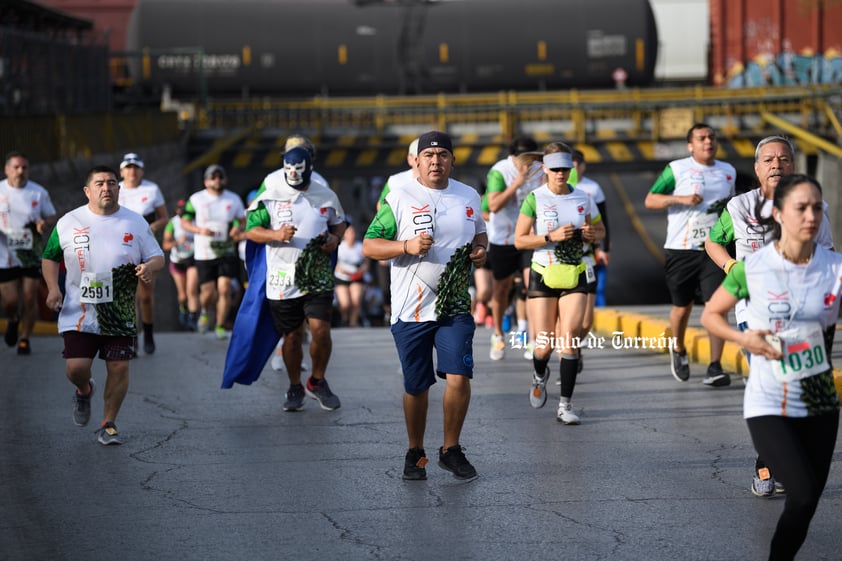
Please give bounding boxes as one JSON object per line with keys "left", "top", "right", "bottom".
{"left": 124, "top": 0, "right": 658, "bottom": 97}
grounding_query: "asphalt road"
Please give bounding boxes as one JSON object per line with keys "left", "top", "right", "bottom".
{"left": 2, "top": 324, "right": 841, "bottom": 561}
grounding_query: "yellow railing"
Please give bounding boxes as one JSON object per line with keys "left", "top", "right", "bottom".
{"left": 194, "top": 85, "right": 842, "bottom": 143}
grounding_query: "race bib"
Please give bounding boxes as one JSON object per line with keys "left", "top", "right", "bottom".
{"left": 585, "top": 263, "right": 596, "bottom": 284}
{"left": 79, "top": 271, "right": 114, "bottom": 304}
{"left": 687, "top": 213, "right": 717, "bottom": 245}
{"left": 770, "top": 323, "right": 829, "bottom": 383}
{"left": 267, "top": 262, "right": 295, "bottom": 290}
{"left": 6, "top": 228, "right": 33, "bottom": 250}
{"left": 205, "top": 220, "right": 228, "bottom": 242}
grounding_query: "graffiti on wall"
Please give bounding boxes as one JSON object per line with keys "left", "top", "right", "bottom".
{"left": 725, "top": 39, "right": 842, "bottom": 88}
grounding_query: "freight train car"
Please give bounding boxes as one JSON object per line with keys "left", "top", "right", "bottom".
{"left": 124, "top": 0, "right": 658, "bottom": 97}
{"left": 709, "top": 0, "right": 842, "bottom": 87}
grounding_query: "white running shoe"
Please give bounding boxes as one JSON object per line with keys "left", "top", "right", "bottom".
{"left": 556, "top": 401, "right": 581, "bottom": 425}
{"left": 489, "top": 333, "right": 505, "bottom": 361}
{"left": 523, "top": 341, "right": 534, "bottom": 360}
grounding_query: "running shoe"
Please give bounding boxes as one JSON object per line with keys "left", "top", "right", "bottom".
{"left": 702, "top": 361, "right": 731, "bottom": 387}
{"left": 529, "top": 367, "right": 550, "bottom": 409}
{"left": 73, "top": 379, "right": 95, "bottom": 427}
{"left": 403, "top": 447, "right": 428, "bottom": 481}
{"left": 523, "top": 341, "right": 534, "bottom": 360}
{"left": 438, "top": 444, "right": 477, "bottom": 479}
{"left": 214, "top": 326, "right": 229, "bottom": 340}
{"left": 751, "top": 474, "right": 775, "bottom": 497}
{"left": 283, "top": 384, "right": 305, "bottom": 412}
{"left": 556, "top": 401, "right": 581, "bottom": 425}
{"left": 774, "top": 481, "right": 786, "bottom": 495}
{"left": 16, "top": 338, "right": 31, "bottom": 355}
{"left": 197, "top": 313, "right": 210, "bottom": 334}
{"left": 4, "top": 319, "right": 18, "bottom": 347}
{"left": 305, "top": 377, "right": 341, "bottom": 410}
{"left": 669, "top": 347, "right": 690, "bottom": 382}
{"left": 143, "top": 334, "right": 155, "bottom": 355}
{"left": 489, "top": 333, "right": 505, "bottom": 361}
{"left": 97, "top": 422, "right": 123, "bottom": 445}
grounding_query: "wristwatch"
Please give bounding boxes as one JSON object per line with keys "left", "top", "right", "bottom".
{"left": 544, "top": 234, "right": 551, "bottom": 243}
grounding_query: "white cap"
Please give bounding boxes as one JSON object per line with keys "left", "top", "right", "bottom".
{"left": 120, "top": 153, "right": 144, "bottom": 169}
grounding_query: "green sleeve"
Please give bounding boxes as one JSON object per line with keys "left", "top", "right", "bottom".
{"left": 377, "top": 183, "right": 391, "bottom": 206}
{"left": 568, "top": 167, "right": 579, "bottom": 186}
{"left": 41, "top": 227, "right": 62, "bottom": 262}
{"left": 245, "top": 202, "right": 271, "bottom": 231}
{"left": 721, "top": 261, "right": 748, "bottom": 300}
{"left": 164, "top": 221, "right": 175, "bottom": 235}
{"left": 364, "top": 201, "right": 398, "bottom": 241}
{"left": 486, "top": 169, "right": 507, "bottom": 194}
{"left": 255, "top": 181, "right": 267, "bottom": 197}
{"left": 182, "top": 200, "right": 196, "bottom": 221}
{"left": 708, "top": 209, "right": 735, "bottom": 245}
{"left": 648, "top": 166, "right": 676, "bottom": 195}
{"left": 519, "top": 192, "right": 537, "bottom": 218}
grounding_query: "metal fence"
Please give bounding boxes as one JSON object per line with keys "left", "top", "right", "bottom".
{"left": 0, "top": 25, "right": 111, "bottom": 115}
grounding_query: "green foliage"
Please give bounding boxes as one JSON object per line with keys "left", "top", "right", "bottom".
{"left": 94, "top": 263, "right": 139, "bottom": 337}
{"left": 800, "top": 370, "right": 840, "bottom": 416}
{"left": 16, "top": 222, "right": 43, "bottom": 268}
{"left": 553, "top": 230, "right": 584, "bottom": 265}
{"left": 295, "top": 234, "right": 334, "bottom": 294}
{"left": 435, "top": 243, "right": 473, "bottom": 319}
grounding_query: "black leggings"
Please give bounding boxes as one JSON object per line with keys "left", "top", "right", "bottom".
{"left": 746, "top": 411, "right": 839, "bottom": 561}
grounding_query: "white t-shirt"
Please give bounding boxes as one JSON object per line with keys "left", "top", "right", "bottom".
{"left": 731, "top": 243, "right": 842, "bottom": 418}
{"left": 42, "top": 206, "right": 164, "bottom": 336}
{"left": 520, "top": 185, "right": 601, "bottom": 267}
{"left": 0, "top": 179, "right": 56, "bottom": 269}
{"left": 335, "top": 240, "right": 366, "bottom": 282}
{"left": 118, "top": 179, "right": 165, "bottom": 221}
{"left": 368, "top": 177, "right": 486, "bottom": 324}
{"left": 486, "top": 156, "right": 543, "bottom": 246}
{"left": 185, "top": 190, "right": 246, "bottom": 261}
{"left": 649, "top": 157, "right": 736, "bottom": 250}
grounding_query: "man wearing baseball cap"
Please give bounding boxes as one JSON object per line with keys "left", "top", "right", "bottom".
{"left": 364, "top": 130, "right": 488, "bottom": 480}
{"left": 118, "top": 153, "right": 168, "bottom": 355}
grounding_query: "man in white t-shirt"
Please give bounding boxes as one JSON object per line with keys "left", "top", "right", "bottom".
{"left": 363, "top": 131, "right": 488, "bottom": 481}
{"left": 245, "top": 147, "right": 346, "bottom": 411}
{"left": 180, "top": 165, "right": 246, "bottom": 340}
{"left": 42, "top": 165, "right": 164, "bottom": 445}
{"left": 1, "top": 151, "right": 57, "bottom": 355}
{"left": 645, "top": 123, "right": 736, "bottom": 385}
{"left": 118, "top": 152, "right": 169, "bottom": 354}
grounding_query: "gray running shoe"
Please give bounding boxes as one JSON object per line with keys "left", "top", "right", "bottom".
{"left": 669, "top": 347, "right": 690, "bottom": 382}
{"left": 751, "top": 474, "right": 775, "bottom": 497}
{"left": 73, "top": 379, "right": 95, "bottom": 427}
{"left": 97, "top": 422, "right": 123, "bottom": 445}
{"left": 283, "top": 384, "right": 305, "bottom": 412}
{"left": 702, "top": 361, "right": 731, "bottom": 386}
{"left": 529, "top": 367, "right": 550, "bottom": 409}
{"left": 305, "top": 377, "right": 341, "bottom": 410}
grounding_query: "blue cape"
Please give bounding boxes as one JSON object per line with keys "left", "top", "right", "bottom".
{"left": 220, "top": 240, "right": 280, "bottom": 388}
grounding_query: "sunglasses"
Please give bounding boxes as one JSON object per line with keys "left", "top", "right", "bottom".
{"left": 547, "top": 167, "right": 571, "bottom": 173}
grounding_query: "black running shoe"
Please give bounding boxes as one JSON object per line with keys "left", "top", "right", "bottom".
{"left": 438, "top": 444, "right": 477, "bottom": 479}
{"left": 702, "top": 361, "right": 731, "bottom": 387}
{"left": 16, "top": 338, "right": 31, "bottom": 355}
{"left": 403, "top": 448, "right": 428, "bottom": 480}
{"left": 4, "top": 320, "right": 18, "bottom": 347}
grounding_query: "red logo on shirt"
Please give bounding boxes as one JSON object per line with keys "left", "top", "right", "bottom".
{"left": 577, "top": 205, "right": 585, "bottom": 214}
{"left": 123, "top": 232, "right": 134, "bottom": 243}
{"left": 466, "top": 206, "right": 474, "bottom": 218}
{"left": 320, "top": 207, "right": 328, "bottom": 214}
{"left": 141, "top": 196, "right": 149, "bottom": 203}
{"left": 31, "top": 201, "right": 38, "bottom": 208}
